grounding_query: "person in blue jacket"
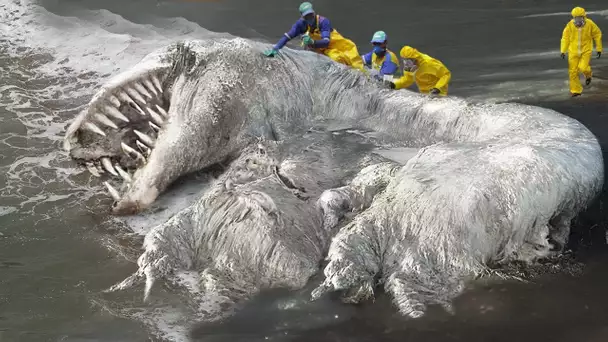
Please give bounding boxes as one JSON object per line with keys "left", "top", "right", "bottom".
{"left": 361, "top": 31, "right": 400, "bottom": 81}
{"left": 263, "top": 2, "right": 364, "bottom": 70}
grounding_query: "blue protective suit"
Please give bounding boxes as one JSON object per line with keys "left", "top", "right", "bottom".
{"left": 361, "top": 49, "right": 400, "bottom": 78}
{"left": 272, "top": 15, "right": 364, "bottom": 70}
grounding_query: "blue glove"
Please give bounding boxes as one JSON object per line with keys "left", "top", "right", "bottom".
{"left": 264, "top": 49, "right": 278, "bottom": 57}
{"left": 302, "top": 35, "right": 315, "bottom": 46}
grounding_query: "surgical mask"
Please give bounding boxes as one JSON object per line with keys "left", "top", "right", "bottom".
{"left": 403, "top": 59, "right": 417, "bottom": 72}
{"left": 373, "top": 46, "right": 386, "bottom": 55}
{"left": 574, "top": 16, "right": 585, "bottom": 27}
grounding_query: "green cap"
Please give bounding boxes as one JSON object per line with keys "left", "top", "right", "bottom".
{"left": 299, "top": 2, "right": 314, "bottom": 16}
{"left": 371, "top": 31, "right": 387, "bottom": 43}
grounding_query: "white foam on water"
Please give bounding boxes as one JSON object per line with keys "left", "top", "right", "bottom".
{"left": 0, "top": 206, "right": 17, "bottom": 217}
{"left": 1, "top": 0, "right": 237, "bottom": 340}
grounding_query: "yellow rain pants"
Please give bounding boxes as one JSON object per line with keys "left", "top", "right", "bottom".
{"left": 306, "top": 15, "right": 364, "bottom": 71}
{"left": 560, "top": 7, "right": 603, "bottom": 94}
{"left": 393, "top": 46, "right": 451, "bottom": 96}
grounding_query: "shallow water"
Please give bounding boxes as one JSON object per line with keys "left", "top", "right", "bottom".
{"left": 1, "top": 0, "right": 608, "bottom": 341}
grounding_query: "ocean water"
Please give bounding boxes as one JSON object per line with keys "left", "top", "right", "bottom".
{"left": 1, "top": 0, "right": 608, "bottom": 341}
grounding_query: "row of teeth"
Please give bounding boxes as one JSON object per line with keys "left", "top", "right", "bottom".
{"left": 81, "top": 74, "right": 167, "bottom": 138}
{"left": 79, "top": 74, "right": 168, "bottom": 201}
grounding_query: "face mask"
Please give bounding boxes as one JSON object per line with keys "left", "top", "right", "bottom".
{"left": 403, "top": 59, "right": 417, "bottom": 72}
{"left": 574, "top": 16, "right": 585, "bottom": 27}
{"left": 373, "top": 46, "right": 386, "bottom": 55}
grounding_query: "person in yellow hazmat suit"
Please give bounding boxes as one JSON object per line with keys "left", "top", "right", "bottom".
{"left": 263, "top": 2, "right": 364, "bottom": 71}
{"left": 560, "top": 6, "right": 603, "bottom": 97}
{"left": 361, "top": 31, "right": 401, "bottom": 81}
{"left": 387, "top": 46, "right": 451, "bottom": 96}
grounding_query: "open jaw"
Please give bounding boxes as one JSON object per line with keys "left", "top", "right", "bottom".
{"left": 63, "top": 57, "right": 173, "bottom": 215}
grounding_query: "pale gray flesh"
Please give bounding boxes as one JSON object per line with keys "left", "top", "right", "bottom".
{"left": 63, "top": 37, "right": 604, "bottom": 323}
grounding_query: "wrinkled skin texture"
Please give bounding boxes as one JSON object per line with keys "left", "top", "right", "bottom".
{"left": 63, "top": 38, "right": 603, "bottom": 324}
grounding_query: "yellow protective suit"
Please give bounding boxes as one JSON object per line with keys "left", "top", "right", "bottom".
{"left": 393, "top": 46, "right": 451, "bottom": 95}
{"left": 305, "top": 15, "right": 364, "bottom": 71}
{"left": 560, "top": 7, "right": 603, "bottom": 95}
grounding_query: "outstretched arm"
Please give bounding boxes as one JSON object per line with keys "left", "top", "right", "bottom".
{"left": 273, "top": 20, "right": 306, "bottom": 50}
{"left": 393, "top": 72, "right": 415, "bottom": 90}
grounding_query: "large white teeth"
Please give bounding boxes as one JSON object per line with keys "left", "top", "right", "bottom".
{"left": 136, "top": 140, "right": 152, "bottom": 157}
{"left": 94, "top": 113, "right": 118, "bottom": 129}
{"left": 149, "top": 122, "right": 160, "bottom": 132}
{"left": 134, "top": 82, "right": 153, "bottom": 100}
{"left": 101, "top": 157, "right": 118, "bottom": 176}
{"left": 129, "top": 102, "right": 147, "bottom": 116}
{"left": 86, "top": 162, "right": 101, "bottom": 177}
{"left": 147, "top": 107, "right": 164, "bottom": 126}
{"left": 125, "top": 87, "right": 146, "bottom": 104}
{"left": 117, "top": 91, "right": 135, "bottom": 104}
{"left": 121, "top": 142, "right": 146, "bottom": 163}
{"left": 108, "top": 95, "right": 121, "bottom": 108}
{"left": 83, "top": 122, "right": 106, "bottom": 137}
{"left": 143, "top": 78, "right": 159, "bottom": 97}
{"left": 114, "top": 164, "right": 132, "bottom": 183}
{"left": 155, "top": 104, "right": 168, "bottom": 118}
{"left": 104, "top": 181, "right": 121, "bottom": 201}
{"left": 133, "top": 129, "right": 155, "bottom": 147}
{"left": 117, "top": 91, "right": 145, "bottom": 115}
{"left": 151, "top": 75, "right": 162, "bottom": 93}
{"left": 104, "top": 105, "right": 129, "bottom": 123}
